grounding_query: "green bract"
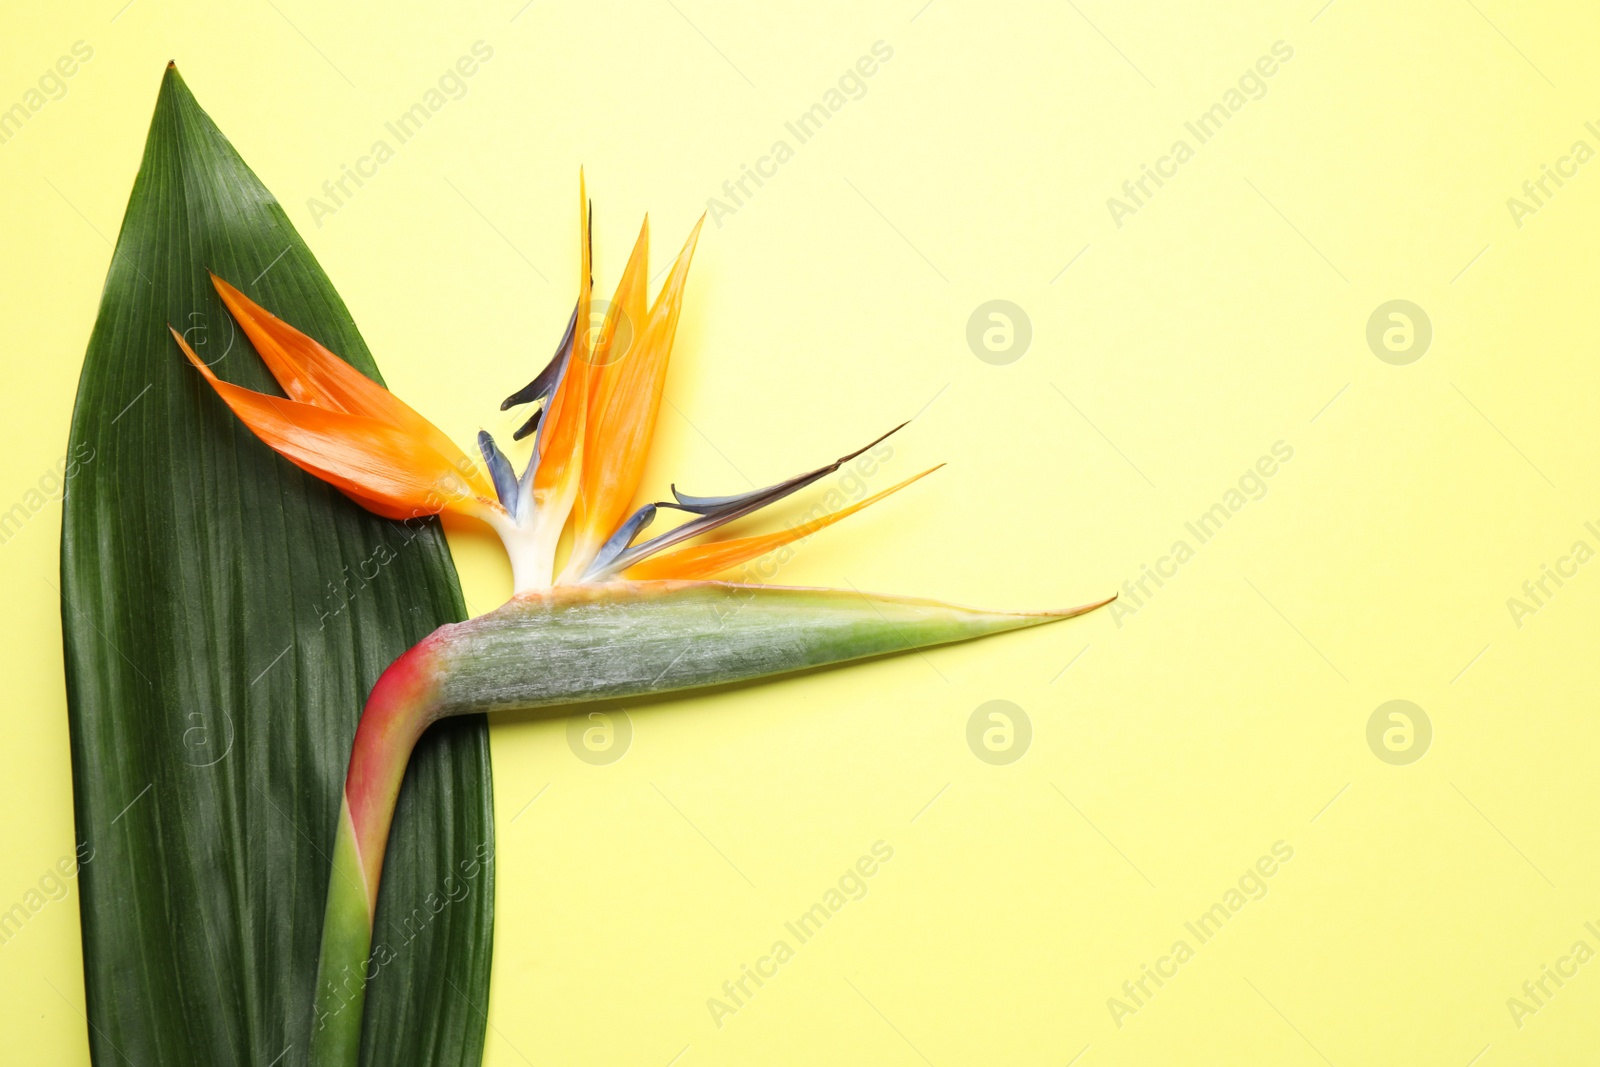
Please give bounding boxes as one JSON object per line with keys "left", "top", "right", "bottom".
{"left": 310, "top": 581, "right": 1108, "bottom": 1065}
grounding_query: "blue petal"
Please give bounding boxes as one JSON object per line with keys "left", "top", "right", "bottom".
{"left": 664, "top": 422, "right": 906, "bottom": 515}
{"left": 511, "top": 405, "right": 544, "bottom": 443}
{"left": 665, "top": 480, "right": 788, "bottom": 514}
{"left": 583, "top": 503, "right": 658, "bottom": 580}
{"left": 477, "top": 430, "right": 519, "bottom": 513}
{"left": 605, "top": 422, "right": 907, "bottom": 575}
{"left": 517, "top": 339, "right": 575, "bottom": 505}
{"left": 503, "top": 302, "right": 578, "bottom": 415}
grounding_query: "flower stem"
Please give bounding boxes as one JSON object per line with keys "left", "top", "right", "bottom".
{"left": 307, "top": 580, "right": 1111, "bottom": 1065}
{"left": 309, "top": 637, "right": 443, "bottom": 1067}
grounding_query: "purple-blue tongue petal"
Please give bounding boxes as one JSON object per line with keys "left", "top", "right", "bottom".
{"left": 502, "top": 302, "right": 578, "bottom": 417}
{"left": 665, "top": 422, "right": 906, "bottom": 514}
{"left": 584, "top": 503, "right": 658, "bottom": 580}
{"left": 603, "top": 422, "right": 908, "bottom": 575}
{"left": 477, "top": 430, "right": 519, "bottom": 512}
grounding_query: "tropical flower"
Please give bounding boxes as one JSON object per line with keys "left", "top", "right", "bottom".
{"left": 172, "top": 178, "right": 1112, "bottom": 1067}
{"left": 171, "top": 180, "right": 931, "bottom": 595}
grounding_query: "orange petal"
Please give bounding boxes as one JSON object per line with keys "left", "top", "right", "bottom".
{"left": 566, "top": 216, "right": 703, "bottom": 578}
{"left": 642, "top": 214, "right": 704, "bottom": 368}
{"left": 567, "top": 216, "right": 674, "bottom": 572}
{"left": 210, "top": 274, "right": 379, "bottom": 413}
{"left": 209, "top": 275, "right": 491, "bottom": 501}
{"left": 622, "top": 466, "right": 938, "bottom": 581}
{"left": 532, "top": 176, "right": 593, "bottom": 521}
{"left": 172, "top": 326, "right": 492, "bottom": 521}
{"left": 583, "top": 215, "right": 649, "bottom": 427}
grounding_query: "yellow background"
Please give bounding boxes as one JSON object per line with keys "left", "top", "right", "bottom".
{"left": 3, "top": 1, "right": 1598, "bottom": 1063}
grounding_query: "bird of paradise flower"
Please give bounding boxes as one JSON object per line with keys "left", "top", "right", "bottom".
{"left": 170, "top": 176, "right": 1112, "bottom": 1066}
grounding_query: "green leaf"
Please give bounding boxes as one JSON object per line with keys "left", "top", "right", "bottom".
{"left": 60, "top": 65, "right": 493, "bottom": 1067}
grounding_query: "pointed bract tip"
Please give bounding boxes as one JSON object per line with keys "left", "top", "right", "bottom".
{"left": 1036, "top": 593, "right": 1117, "bottom": 620}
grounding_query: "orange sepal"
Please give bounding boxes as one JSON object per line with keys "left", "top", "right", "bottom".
{"left": 568, "top": 216, "right": 712, "bottom": 574}
{"left": 583, "top": 216, "right": 650, "bottom": 430}
{"left": 532, "top": 177, "right": 592, "bottom": 514}
{"left": 622, "top": 466, "right": 939, "bottom": 581}
{"left": 209, "top": 274, "right": 488, "bottom": 500}
{"left": 171, "top": 326, "right": 493, "bottom": 521}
